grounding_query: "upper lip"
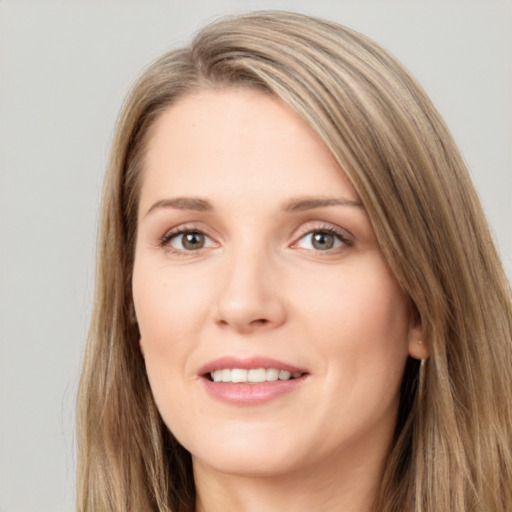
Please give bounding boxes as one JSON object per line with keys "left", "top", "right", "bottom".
{"left": 198, "top": 356, "right": 308, "bottom": 377}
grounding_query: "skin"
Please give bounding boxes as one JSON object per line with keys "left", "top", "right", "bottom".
{"left": 132, "top": 88, "right": 426, "bottom": 512}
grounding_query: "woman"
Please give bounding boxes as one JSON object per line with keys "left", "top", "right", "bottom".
{"left": 76, "top": 11, "right": 512, "bottom": 512}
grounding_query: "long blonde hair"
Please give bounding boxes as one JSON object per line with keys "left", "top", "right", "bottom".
{"left": 77, "top": 11, "right": 512, "bottom": 512}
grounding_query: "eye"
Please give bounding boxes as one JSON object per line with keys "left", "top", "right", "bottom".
{"left": 294, "top": 228, "right": 349, "bottom": 251}
{"left": 162, "top": 229, "right": 216, "bottom": 252}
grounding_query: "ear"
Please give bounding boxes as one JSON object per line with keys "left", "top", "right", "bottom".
{"left": 407, "top": 313, "right": 429, "bottom": 361}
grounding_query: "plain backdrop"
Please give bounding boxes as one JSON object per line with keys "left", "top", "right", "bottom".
{"left": 0, "top": 1, "right": 510, "bottom": 510}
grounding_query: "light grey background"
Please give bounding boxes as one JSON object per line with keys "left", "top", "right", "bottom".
{"left": 0, "top": 1, "right": 510, "bottom": 511}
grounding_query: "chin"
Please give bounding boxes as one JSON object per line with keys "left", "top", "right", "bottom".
{"left": 193, "top": 451, "right": 300, "bottom": 479}
{"left": 183, "top": 426, "right": 305, "bottom": 478}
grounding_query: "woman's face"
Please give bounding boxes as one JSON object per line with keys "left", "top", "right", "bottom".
{"left": 132, "top": 88, "right": 423, "bottom": 479}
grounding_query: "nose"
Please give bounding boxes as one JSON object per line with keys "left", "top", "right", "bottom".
{"left": 214, "top": 247, "right": 286, "bottom": 334}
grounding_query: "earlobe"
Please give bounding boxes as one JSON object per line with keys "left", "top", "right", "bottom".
{"left": 408, "top": 338, "right": 429, "bottom": 361}
{"left": 408, "top": 304, "right": 430, "bottom": 361}
{"left": 407, "top": 314, "right": 429, "bottom": 360}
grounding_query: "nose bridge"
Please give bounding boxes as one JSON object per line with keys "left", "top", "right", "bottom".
{"left": 215, "top": 235, "right": 285, "bottom": 331}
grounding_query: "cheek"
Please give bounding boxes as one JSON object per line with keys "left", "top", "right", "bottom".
{"left": 132, "top": 265, "right": 196, "bottom": 429}
{"left": 132, "top": 258, "right": 218, "bottom": 425}
{"left": 296, "top": 256, "right": 411, "bottom": 385}
{"left": 291, "top": 260, "right": 411, "bottom": 453}
{"left": 133, "top": 261, "right": 209, "bottom": 354}
{"left": 132, "top": 263, "right": 189, "bottom": 405}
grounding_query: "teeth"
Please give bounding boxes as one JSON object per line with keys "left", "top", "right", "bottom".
{"left": 266, "top": 368, "right": 279, "bottom": 381}
{"left": 231, "top": 369, "right": 247, "bottom": 383}
{"left": 210, "top": 368, "right": 301, "bottom": 383}
{"left": 279, "top": 370, "right": 291, "bottom": 380}
{"left": 248, "top": 368, "right": 266, "bottom": 383}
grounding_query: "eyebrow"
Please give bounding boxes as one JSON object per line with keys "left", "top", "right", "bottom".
{"left": 144, "top": 195, "right": 363, "bottom": 217}
{"left": 145, "top": 197, "right": 213, "bottom": 216}
{"left": 283, "top": 196, "right": 363, "bottom": 211}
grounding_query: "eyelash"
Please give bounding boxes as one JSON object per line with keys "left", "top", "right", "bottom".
{"left": 159, "top": 223, "right": 352, "bottom": 255}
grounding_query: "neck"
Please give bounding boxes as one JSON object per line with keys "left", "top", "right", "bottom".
{"left": 194, "top": 448, "right": 385, "bottom": 512}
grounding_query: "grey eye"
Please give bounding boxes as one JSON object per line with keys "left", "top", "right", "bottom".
{"left": 296, "top": 230, "right": 344, "bottom": 251}
{"left": 311, "top": 232, "right": 336, "bottom": 250}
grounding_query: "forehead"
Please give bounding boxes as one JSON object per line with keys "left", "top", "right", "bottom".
{"left": 140, "top": 88, "right": 358, "bottom": 209}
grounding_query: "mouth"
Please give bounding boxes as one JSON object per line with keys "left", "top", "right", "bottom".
{"left": 206, "top": 368, "right": 304, "bottom": 383}
{"left": 198, "top": 357, "right": 309, "bottom": 405}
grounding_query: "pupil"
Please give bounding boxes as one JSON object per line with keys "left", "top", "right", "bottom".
{"left": 312, "top": 232, "right": 334, "bottom": 250}
{"left": 183, "top": 232, "right": 204, "bottom": 250}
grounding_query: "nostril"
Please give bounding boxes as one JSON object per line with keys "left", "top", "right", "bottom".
{"left": 252, "top": 318, "right": 269, "bottom": 325}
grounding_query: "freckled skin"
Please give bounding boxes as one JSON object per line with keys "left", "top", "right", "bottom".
{"left": 132, "top": 89, "right": 424, "bottom": 511}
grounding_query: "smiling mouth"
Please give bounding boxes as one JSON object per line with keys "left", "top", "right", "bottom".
{"left": 207, "top": 368, "right": 304, "bottom": 383}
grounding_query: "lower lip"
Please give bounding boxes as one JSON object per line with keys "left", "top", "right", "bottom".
{"left": 201, "top": 376, "right": 307, "bottom": 406}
